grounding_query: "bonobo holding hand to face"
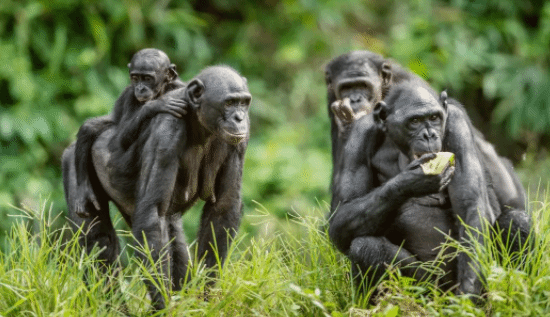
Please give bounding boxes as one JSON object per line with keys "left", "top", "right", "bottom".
{"left": 63, "top": 65, "right": 251, "bottom": 311}
{"left": 324, "top": 51, "right": 393, "bottom": 166}
{"left": 73, "top": 48, "right": 186, "bottom": 218}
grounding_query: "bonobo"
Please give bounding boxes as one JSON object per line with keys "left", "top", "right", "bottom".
{"left": 329, "top": 81, "right": 509, "bottom": 297}
{"left": 326, "top": 52, "right": 530, "bottom": 259}
{"left": 324, "top": 51, "right": 393, "bottom": 166}
{"left": 73, "top": 48, "right": 186, "bottom": 218}
{"left": 62, "top": 65, "right": 251, "bottom": 310}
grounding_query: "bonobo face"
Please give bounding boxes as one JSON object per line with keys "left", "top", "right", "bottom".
{"left": 128, "top": 49, "right": 174, "bottom": 103}
{"left": 375, "top": 85, "right": 448, "bottom": 159}
{"left": 187, "top": 66, "right": 252, "bottom": 145}
{"left": 326, "top": 54, "right": 388, "bottom": 115}
{"left": 327, "top": 65, "right": 381, "bottom": 115}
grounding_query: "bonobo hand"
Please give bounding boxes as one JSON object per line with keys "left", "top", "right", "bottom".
{"left": 147, "top": 87, "right": 188, "bottom": 118}
{"left": 398, "top": 153, "right": 455, "bottom": 197}
{"left": 75, "top": 181, "right": 100, "bottom": 218}
{"left": 331, "top": 98, "right": 355, "bottom": 124}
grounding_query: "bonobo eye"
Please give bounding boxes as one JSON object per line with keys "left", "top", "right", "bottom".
{"left": 131, "top": 75, "right": 139, "bottom": 83}
{"left": 429, "top": 114, "right": 439, "bottom": 122}
{"left": 144, "top": 75, "right": 154, "bottom": 83}
{"left": 409, "top": 117, "right": 421, "bottom": 128}
{"left": 241, "top": 97, "right": 251, "bottom": 107}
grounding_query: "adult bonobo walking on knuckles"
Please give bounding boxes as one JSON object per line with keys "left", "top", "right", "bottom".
{"left": 73, "top": 48, "right": 186, "bottom": 218}
{"left": 62, "top": 65, "right": 251, "bottom": 310}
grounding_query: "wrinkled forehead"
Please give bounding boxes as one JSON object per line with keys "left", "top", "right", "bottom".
{"left": 207, "top": 71, "right": 248, "bottom": 94}
{"left": 328, "top": 57, "right": 377, "bottom": 80}
{"left": 129, "top": 54, "right": 169, "bottom": 73}
{"left": 393, "top": 86, "right": 441, "bottom": 115}
{"left": 408, "top": 86, "right": 439, "bottom": 106}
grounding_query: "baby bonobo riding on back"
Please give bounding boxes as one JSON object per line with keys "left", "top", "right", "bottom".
{"left": 72, "top": 48, "right": 186, "bottom": 217}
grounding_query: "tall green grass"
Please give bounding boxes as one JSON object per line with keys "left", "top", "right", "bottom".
{"left": 0, "top": 195, "right": 549, "bottom": 316}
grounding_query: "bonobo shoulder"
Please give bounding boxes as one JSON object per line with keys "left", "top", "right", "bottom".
{"left": 344, "top": 115, "right": 380, "bottom": 157}
{"left": 444, "top": 102, "right": 474, "bottom": 134}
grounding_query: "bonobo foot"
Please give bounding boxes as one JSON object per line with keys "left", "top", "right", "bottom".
{"left": 75, "top": 182, "right": 100, "bottom": 218}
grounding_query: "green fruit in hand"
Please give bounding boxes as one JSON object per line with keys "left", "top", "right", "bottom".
{"left": 421, "top": 152, "right": 455, "bottom": 175}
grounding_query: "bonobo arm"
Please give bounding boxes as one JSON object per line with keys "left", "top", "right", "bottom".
{"left": 117, "top": 87, "right": 188, "bottom": 150}
{"left": 112, "top": 86, "right": 134, "bottom": 124}
{"left": 444, "top": 104, "right": 496, "bottom": 296}
{"left": 329, "top": 117, "right": 408, "bottom": 253}
{"left": 198, "top": 142, "right": 246, "bottom": 270}
{"left": 74, "top": 114, "right": 114, "bottom": 186}
{"left": 329, "top": 115, "right": 454, "bottom": 254}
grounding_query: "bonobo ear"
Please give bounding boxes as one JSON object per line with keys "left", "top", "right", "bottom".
{"left": 440, "top": 90, "right": 448, "bottom": 111}
{"left": 373, "top": 101, "right": 388, "bottom": 131}
{"left": 167, "top": 63, "right": 178, "bottom": 82}
{"left": 380, "top": 63, "right": 392, "bottom": 98}
{"left": 324, "top": 71, "right": 331, "bottom": 86}
{"left": 127, "top": 63, "right": 132, "bottom": 70}
{"left": 381, "top": 62, "right": 392, "bottom": 86}
{"left": 186, "top": 79, "right": 205, "bottom": 108}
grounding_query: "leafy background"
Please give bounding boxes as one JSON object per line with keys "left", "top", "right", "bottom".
{"left": 1, "top": 0, "right": 549, "bottom": 246}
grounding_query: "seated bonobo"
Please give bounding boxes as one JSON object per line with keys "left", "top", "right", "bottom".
{"left": 325, "top": 50, "right": 527, "bottom": 217}
{"left": 62, "top": 65, "right": 251, "bottom": 311}
{"left": 329, "top": 80, "right": 532, "bottom": 299}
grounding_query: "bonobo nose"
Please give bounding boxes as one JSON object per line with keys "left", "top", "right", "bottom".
{"left": 422, "top": 130, "right": 430, "bottom": 141}
{"left": 350, "top": 94, "right": 362, "bottom": 103}
{"left": 234, "top": 111, "right": 244, "bottom": 122}
{"left": 423, "top": 129, "right": 437, "bottom": 140}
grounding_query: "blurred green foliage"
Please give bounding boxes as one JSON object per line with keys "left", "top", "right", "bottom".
{"left": 0, "top": 0, "right": 549, "bottom": 243}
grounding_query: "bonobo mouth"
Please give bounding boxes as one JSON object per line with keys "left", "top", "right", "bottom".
{"left": 136, "top": 96, "right": 150, "bottom": 103}
{"left": 221, "top": 130, "right": 247, "bottom": 144}
{"left": 335, "top": 97, "right": 373, "bottom": 120}
{"left": 358, "top": 104, "right": 374, "bottom": 115}
{"left": 412, "top": 151, "right": 436, "bottom": 160}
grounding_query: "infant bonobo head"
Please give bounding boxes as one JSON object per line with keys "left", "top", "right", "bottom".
{"left": 185, "top": 66, "right": 252, "bottom": 145}
{"left": 128, "top": 48, "right": 178, "bottom": 103}
{"left": 374, "top": 82, "right": 448, "bottom": 160}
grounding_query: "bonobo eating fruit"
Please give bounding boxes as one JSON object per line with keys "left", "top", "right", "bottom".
{"left": 73, "top": 48, "right": 186, "bottom": 218}
{"left": 329, "top": 79, "right": 532, "bottom": 299}
{"left": 325, "top": 51, "right": 527, "bottom": 216}
{"left": 62, "top": 65, "right": 251, "bottom": 311}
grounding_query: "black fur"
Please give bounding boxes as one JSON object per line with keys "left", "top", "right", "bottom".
{"left": 329, "top": 77, "right": 532, "bottom": 299}
{"left": 326, "top": 51, "right": 527, "bottom": 215}
{"left": 63, "top": 65, "right": 251, "bottom": 311}
{"left": 73, "top": 48, "right": 186, "bottom": 218}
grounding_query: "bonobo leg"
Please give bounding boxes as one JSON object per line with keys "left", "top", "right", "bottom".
{"left": 197, "top": 201, "right": 241, "bottom": 272}
{"left": 197, "top": 150, "right": 244, "bottom": 279}
{"left": 168, "top": 213, "right": 191, "bottom": 291}
{"left": 494, "top": 208, "right": 532, "bottom": 261}
{"left": 63, "top": 143, "right": 120, "bottom": 275}
{"left": 74, "top": 116, "right": 113, "bottom": 217}
{"left": 348, "top": 236, "right": 429, "bottom": 293}
{"left": 132, "top": 115, "right": 185, "bottom": 310}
